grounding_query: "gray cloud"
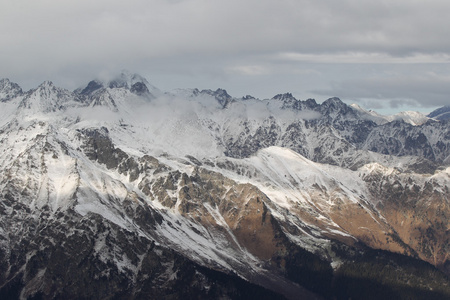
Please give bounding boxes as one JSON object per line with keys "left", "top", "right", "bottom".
{"left": 1, "top": 0, "right": 450, "bottom": 113}
{"left": 312, "top": 69, "right": 450, "bottom": 110}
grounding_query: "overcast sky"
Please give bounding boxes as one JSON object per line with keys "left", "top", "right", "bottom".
{"left": 2, "top": 0, "right": 450, "bottom": 114}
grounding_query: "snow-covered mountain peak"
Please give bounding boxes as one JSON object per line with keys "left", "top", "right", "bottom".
{"left": 0, "top": 78, "right": 23, "bottom": 101}
{"left": 322, "top": 97, "right": 345, "bottom": 107}
{"left": 79, "top": 80, "right": 104, "bottom": 95}
{"left": 272, "top": 92, "right": 296, "bottom": 101}
{"left": 39, "top": 80, "right": 55, "bottom": 87}
{"left": 320, "top": 97, "right": 355, "bottom": 115}
{"left": 270, "top": 93, "right": 316, "bottom": 112}
{"left": 350, "top": 103, "right": 430, "bottom": 126}
{"left": 33, "top": 80, "right": 70, "bottom": 97}
{"left": 314, "top": 97, "right": 361, "bottom": 126}
{"left": 71, "top": 72, "right": 164, "bottom": 112}
{"left": 106, "top": 71, "right": 161, "bottom": 97}
{"left": 75, "top": 71, "right": 161, "bottom": 101}
{"left": 387, "top": 111, "right": 429, "bottom": 126}
{"left": 304, "top": 98, "right": 319, "bottom": 108}
{"left": 198, "top": 88, "right": 233, "bottom": 108}
{"left": 16, "top": 81, "right": 78, "bottom": 116}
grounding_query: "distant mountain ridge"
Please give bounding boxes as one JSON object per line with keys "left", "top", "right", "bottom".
{"left": 428, "top": 105, "right": 450, "bottom": 121}
{"left": 0, "top": 73, "right": 449, "bottom": 299}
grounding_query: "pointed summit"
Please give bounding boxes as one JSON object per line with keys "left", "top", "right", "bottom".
{"left": 80, "top": 80, "right": 103, "bottom": 95}
{"left": 271, "top": 92, "right": 314, "bottom": 111}
{"left": 19, "top": 81, "right": 76, "bottom": 113}
{"left": 75, "top": 71, "right": 164, "bottom": 111}
{"left": 0, "top": 78, "right": 23, "bottom": 101}
{"left": 320, "top": 97, "right": 353, "bottom": 115}
{"left": 34, "top": 81, "right": 60, "bottom": 99}
{"left": 197, "top": 88, "right": 234, "bottom": 108}
{"left": 107, "top": 70, "right": 161, "bottom": 97}
{"left": 322, "top": 97, "right": 345, "bottom": 107}
{"left": 74, "top": 71, "right": 162, "bottom": 111}
{"left": 272, "top": 92, "right": 296, "bottom": 101}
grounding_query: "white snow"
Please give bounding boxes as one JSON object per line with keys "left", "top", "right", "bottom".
{"left": 350, "top": 103, "right": 430, "bottom": 125}
{"left": 1, "top": 75, "right": 449, "bottom": 283}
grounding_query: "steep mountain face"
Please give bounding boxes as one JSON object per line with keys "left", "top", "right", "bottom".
{"left": 0, "top": 74, "right": 449, "bottom": 299}
{"left": 361, "top": 120, "right": 450, "bottom": 164}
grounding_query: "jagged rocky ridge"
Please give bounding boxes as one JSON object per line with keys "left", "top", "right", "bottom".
{"left": 0, "top": 73, "right": 449, "bottom": 299}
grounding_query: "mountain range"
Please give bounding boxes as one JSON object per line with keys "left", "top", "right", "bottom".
{"left": 0, "top": 71, "right": 449, "bottom": 299}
